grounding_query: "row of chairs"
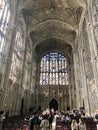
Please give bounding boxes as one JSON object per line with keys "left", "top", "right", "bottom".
{"left": 4, "top": 116, "right": 29, "bottom": 130}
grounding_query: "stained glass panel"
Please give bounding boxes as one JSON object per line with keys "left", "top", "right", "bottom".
{"left": 40, "top": 52, "right": 69, "bottom": 85}
{"left": 0, "top": 0, "right": 11, "bottom": 65}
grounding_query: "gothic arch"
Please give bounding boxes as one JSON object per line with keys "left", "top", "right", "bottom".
{"left": 49, "top": 98, "right": 58, "bottom": 111}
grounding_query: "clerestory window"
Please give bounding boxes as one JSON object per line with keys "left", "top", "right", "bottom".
{"left": 0, "top": 0, "right": 11, "bottom": 53}
{"left": 9, "top": 26, "right": 24, "bottom": 82}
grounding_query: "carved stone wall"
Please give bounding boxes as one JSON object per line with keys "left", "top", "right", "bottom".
{"left": 82, "top": 19, "right": 94, "bottom": 82}
{"left": 38, "top": 85, "right": 69, "bottom": 111}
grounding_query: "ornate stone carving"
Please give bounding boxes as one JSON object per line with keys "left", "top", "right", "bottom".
{"left": 19, "top": 0, "right": 84, "bottom": 49}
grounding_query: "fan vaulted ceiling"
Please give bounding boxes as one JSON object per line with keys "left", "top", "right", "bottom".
{"left": 19, "top": 0, "right": 86, "bottom": 50}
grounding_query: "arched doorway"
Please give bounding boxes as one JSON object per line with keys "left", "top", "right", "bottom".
{"left": 49, "top": 99, "right": 58, "bottom": 111}
{"left": 20, "top": 98, "right": 24, "bottom": 115}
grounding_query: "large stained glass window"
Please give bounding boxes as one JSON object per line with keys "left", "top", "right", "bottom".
{"left": 40, "top": 52, "right": 69, "bottom": 85}
{"left": 0, "top": 0, "right": 11, "bottom": 63}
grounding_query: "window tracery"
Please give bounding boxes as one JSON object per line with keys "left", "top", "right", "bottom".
{"left": 0, "top": 0, "right": 11, "bottom": 64}
{"left": 40, "top": 52, "right": 69, "bottom": 85}
{"left": 9, "top": 26, "right": 25, "bottom": 82}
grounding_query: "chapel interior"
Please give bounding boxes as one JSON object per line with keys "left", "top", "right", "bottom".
{"left": 0, "top": 0, "right": 98, "bottom": 119}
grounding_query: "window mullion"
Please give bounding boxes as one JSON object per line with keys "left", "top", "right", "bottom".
{"left": 0, "top": 0, "right": 6, "bottom": 22}
{"left": 1, "top": 5, "right": 7, "bottom": 32}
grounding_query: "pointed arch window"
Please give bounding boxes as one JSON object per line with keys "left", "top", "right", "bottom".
{"left": 40, "top": 52, "right": 69, "bottom": 85}
{"left": 0, "top": 0, "right": 11, "bottom": 62}
{"left": 9, "top": 26, "right": 25, "bottom": 82}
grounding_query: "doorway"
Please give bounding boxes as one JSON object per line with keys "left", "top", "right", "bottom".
{"left": 20, "top": 98, "right": 24, "bottom": 115}
{"left": 49, "top": 99, "right": 58, "bottom": 111}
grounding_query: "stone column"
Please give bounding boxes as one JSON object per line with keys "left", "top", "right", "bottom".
{"left": 73, "top": 51, "right": 81, "bottom": 110}
{"left": 30, "top": 51, "right": 36, "bottom": 107}
{"left": 32, "top": 51, "right": 37, "bottom": 108}
{"left": 87, "top": 0, "right": 98, "bottom": 94}
{"left": 29, "top": 39, "right": 33, "bottom": 94}
{"left": 79, "top": 48, "right": 91, "bottom": 114}
{"left": 86, "top": 24, "right": 98, "bottom": 91}
{"left": 16, "top": 24, "right": 27, "bottom": 114}
{"left": 70, "top": 56, "right": 76, "bottom": 109}
{"left": 68, "top": 63, "right": 72, "bottom": 110}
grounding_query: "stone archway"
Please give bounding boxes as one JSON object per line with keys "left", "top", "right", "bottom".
{"left": 49, "top": 99, "right": 58, "bottom": 111}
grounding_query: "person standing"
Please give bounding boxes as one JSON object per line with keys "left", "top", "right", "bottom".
{"left": 40, "top": 114, "right": 49, "bottom": 130}
{"left": 29, "top": 112, "right": 40, "bottom": 130}
{"left": 95, "top": 110, "right": 98, "bottom": 130}
{"left": 71, "top": 119, "right": 78, "bottom": 130}
{"left": 78, "top": 118, "right": 86, "bottom": 130}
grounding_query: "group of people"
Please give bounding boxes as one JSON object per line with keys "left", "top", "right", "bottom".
{"left": 0, "top": 110, "right": 9, "bottom": 130}
{"left": 95, "top": 109, "right": 98, "bottom": 130}
{"left": 71, "top": 118, "right": 86, "bottom": 130}
{"left": 29, "top": 108, "right": 54, "bottom": 130}
{"left": 28, "top": 107, "right": 98, "bottom": 130}
{"left": 28, "top": 108, "right": 87, "bottom": 130}
{"left": 0, "top": 107, "right": 98, "bottom": 130}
